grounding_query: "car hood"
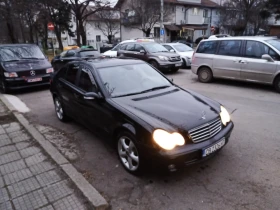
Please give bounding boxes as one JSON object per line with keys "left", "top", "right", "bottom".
{"left": 2, "top": 59, "right": 52, "bottom": 71}
{"left": 177, "top": 51, "right": 194, "bottom": 58}
{"left": 112, "top": 87, "right": 221, "bottom": 132}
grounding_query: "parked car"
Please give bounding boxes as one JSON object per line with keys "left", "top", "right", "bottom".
{"left": 0, "top": 44, "right": 53, "bottom": 93}
{"left": 117, "top": 42, "right": 182, "bottom": 72}
{"left": 162, "top": 43, "right": 194, "bottom": 68}
{"left": 50, "top": 58, "right": 234, "bottom": 174}
{"left": 195, "top": 36, "right": 209, "bottom": 45}
{"left": 191, "top": 37, "right": 280, "bottom": 92}
{"left": 208, "top": 34, "right": 231, "bottom": 40}
{"left": 51, "top": 49, "right": 102, "bottom": 71}
{"left": 172, "top": 40, "right": 192, "bottom": 47}
{"left": 103, "top": 39, "right": 155, "bottom": 57}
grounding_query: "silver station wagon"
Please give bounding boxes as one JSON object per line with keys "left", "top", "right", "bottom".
{"left": 191, "top": 37, "right": 280, "bottom": 92}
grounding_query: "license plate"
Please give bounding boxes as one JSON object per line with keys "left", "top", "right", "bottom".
{"left": 202, "top": 138, "right": 226, "bottom": 157}
{"left": 27, "top": 78, "right": 42, "bottom": 83}
{"left": 175, "top": 63, "right": 181, "bottom": 67}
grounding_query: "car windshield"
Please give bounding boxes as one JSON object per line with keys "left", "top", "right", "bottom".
{"left": 173, "top": 44, "right": 193, "bottom": 52}
{"left": 97, "top": 63, "right": 171, "bottom": 97}
{"left": 80, "top": 51, "right": 100, "bottom": 57}
{"left": 144, "top": 43, "right": 169, "bottom": 53}
{"left": 0, "top": 45, "right": 45, "bottom": 61}
{"left": 265, "top": 39, "right": 280, "bottom": 51}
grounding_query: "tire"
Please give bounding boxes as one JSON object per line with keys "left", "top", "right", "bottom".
{"left": 0, "top": 79, "right": 8, "bottom": 94}
{"left": 198, "top": 67, "right": 213, "bottom": 83}
{"left": 273, "top": 76, "right": 280, "bottom": 93}
{"left": 117, "top": 131, "right": 142, "bottom": 175}
{"left": 54, "top": 97, "right": 69, "bottom": 122}
{"left": 150, "top": 60, "right": 159, "bottom": 70}
{"left": 172, "top": 68, "right": 180, "bottom": 73}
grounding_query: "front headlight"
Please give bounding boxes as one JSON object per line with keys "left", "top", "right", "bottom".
{"left": 220, "top": 106, "right": 231, "bottom": 126}
{"left": 4, "top": 72, "right": 18, "bottom": 78}
{"left": 153, "top": 129, "right": 185, "bottom": 150}
{"left": 158, "top": 56, "right": 169, "bottom": 61}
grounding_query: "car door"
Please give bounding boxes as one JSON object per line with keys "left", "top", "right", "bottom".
{"left": 212, "top": 40, "right": 242, "bottom": 79}
{"left": 73, "top": 64, "right": 114, "bottom": 134}
{"left": 122, "top": 43, "right": 136, "bottom": 58}
{"left": 56, "top": 62, "right": 80, "bottom": 119}
{"left": 133, "top": 44, "right": 148, "bottom": 61}
{"left": 240, "top": 40, "right": 278, "bottom": 83}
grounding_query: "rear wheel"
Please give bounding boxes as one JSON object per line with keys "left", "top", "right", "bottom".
{"left": 54, "top": 97, "right": 69, "bottom": 122}
{"left": 117, "top": 131, "right": 142, "bottom": 175}
{"left": 198, "top": 67, "right": 213, "bottom": 83}
{"left": 273, "top": 76, "right": 280, "bottom": 93}
{"left": 150, "top": 60, "right": 159, "bottom": 70}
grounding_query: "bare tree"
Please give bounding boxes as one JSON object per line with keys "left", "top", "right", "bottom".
{"left": 95, "top": 9, "right": 120, "bottom": 44}
{"left": 121, "top": 0, "right": 172, "bottom": 37}
{"left": 68, "top": 0, "right": 110, "bottom": 46}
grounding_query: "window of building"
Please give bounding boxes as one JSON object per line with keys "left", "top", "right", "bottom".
{"left": 96, "top": 35, "right": 101, "bottom": 42}
{"left": 203, "top": 9, "right": 208, "bottom": 18}
{"left": 192, "top": 8, "right": 199, "bottom": 15}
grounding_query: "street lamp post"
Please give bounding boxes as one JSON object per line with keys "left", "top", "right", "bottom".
{"left": 160, "top": 0, "right": 164, "bottom": 42}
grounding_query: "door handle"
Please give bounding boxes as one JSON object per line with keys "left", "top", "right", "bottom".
{"left": 240, "top": 60, "right": 247, "bottom": 64}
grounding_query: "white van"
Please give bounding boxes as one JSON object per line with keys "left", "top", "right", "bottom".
{"left": 191, "top": 36, "right": 280, "bottom": 92}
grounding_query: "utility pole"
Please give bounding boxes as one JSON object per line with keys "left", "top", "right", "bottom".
{"left": 160, "top": 0, "right": 164, "bottom": 42}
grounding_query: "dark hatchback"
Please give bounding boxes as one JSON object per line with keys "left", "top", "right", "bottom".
{"left": 51, "top": 49, "right": 102, "bottom": 71}
{"left": 117, "top": 42, "right": 182, "bottom": 72}
{"left": 0, "top": 44, "right": 53, "bottom": 93}
{"left": 50, "top": 59, "right": 234, "bottom": 174}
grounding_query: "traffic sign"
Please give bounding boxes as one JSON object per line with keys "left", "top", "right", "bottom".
{"left": 48, "top": 23, "right": 55, "bottom": 31}
{"left": 160, "top": 29, "right": 164, "bottom": 36}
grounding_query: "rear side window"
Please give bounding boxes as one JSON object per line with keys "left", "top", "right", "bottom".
{"left": 134, "top": 44, "right": 145, "bottom": 52}
{"left": 217, "top": 40, "right": 241, "bottom": 56}
{"left": 78, "top": 70, "right": 97, "bottom": 92}
{"left": 196, "top": 41, "right": 218, "bottom": 54}
{"left": 126, "top": 43, "right": 135, "bottom": 51}
{"left": 65, "top": 63, "right": 79, "bottom": 84}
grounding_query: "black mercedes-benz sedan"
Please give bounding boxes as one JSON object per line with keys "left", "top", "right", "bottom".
{"left": 50, "top": 58, "right": 234, "bottom": 174}
{"left": 0, "top": 44, "right": 53, "bottom": 93}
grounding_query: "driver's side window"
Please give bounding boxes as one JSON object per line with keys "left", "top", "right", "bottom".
{"left": 78, "top": 67, "right": 97, "bottom": 92}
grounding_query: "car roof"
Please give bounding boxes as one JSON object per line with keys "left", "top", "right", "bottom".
{"left": 0, "top": 44, "right": 38, "bottom": 47}
{"left": 86, "top": 58, "right": 145, "bottom": 69}
{"left": 201, "top": 36, "right": 277, "bottom": 42}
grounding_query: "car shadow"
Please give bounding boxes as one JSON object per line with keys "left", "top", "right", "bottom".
{"left": 8, "top": 85, "right": 50, "bottom": 95}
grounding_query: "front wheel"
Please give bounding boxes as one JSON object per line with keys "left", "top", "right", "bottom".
{"left": 198, "top": 67, "right": 213, "bottom": 83}
{"left": 54, "top": 97, "right": 69, "bottom": 122}
{"left": 150, "top": 60, "right": 159, "bottom": 70}
{"left": 117, "top": 131, "right": 142, "bottom": 175}
{"left": 273, "top": 76, "right": 280, "bottom": 93}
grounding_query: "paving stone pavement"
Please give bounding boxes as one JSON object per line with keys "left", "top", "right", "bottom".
{"left": 0, "top": 101, "right": 89, "bottom": 210}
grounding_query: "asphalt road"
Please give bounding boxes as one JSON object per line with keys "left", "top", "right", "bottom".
{"left": 11, "top": 69, "right": 280, "bottom": 210}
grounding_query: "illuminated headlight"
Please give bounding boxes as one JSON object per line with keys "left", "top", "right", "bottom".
{"left": 220, "top": 106, "right": 231, "bottom": 126}
{"left": 46, "top": 68, "right": 54, "bottom": 73}
{"left": 4, "top": 72, "right": 18, "bottom": 78}
{"left": 158, "top": 56, "right": 169, "bottom": 61}
{"left": 153, "top": 129, "right": 185, "bottom": 150}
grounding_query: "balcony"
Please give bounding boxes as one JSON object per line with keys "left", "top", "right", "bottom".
{"left": 121, "top": 15, "right": 141, "bottom": 26}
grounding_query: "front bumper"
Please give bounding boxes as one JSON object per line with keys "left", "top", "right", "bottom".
{"left": 147, "top": 122, "right": 234, "bottom": 171}
{"left": 4, "top": 74, "right": 51, "bottom": 90}
{"left": 158, "top": 60, "right": 182, "bottom": 70}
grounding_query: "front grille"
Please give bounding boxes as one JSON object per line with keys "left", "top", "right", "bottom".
{"left": 189, "top": 118, "right": 222, "bottom": 143}
{"left": 17, "top": 69, "right": 46, "bottom": 77}
{"left": 169, "top": 56, "right": 181, "bottom": 62}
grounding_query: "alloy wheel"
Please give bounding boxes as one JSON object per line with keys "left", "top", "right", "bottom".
{"left": 55, "top": 99, "right": 63, "bottom": 120}
{"left": 118, "top": 136, "right": 139, "bottom": 171}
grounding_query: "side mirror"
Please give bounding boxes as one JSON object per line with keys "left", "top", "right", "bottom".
{"left": 170, "top": 49, "right": 175, "bottom": 53}
{"left": 140, "top": 50, "right": 146, "bottom": 54}
{"left": 83, "top": 92, "right": 102, "bottom": 100}
{"left": 262, "top": 54, "right": 274, "bottom": 62}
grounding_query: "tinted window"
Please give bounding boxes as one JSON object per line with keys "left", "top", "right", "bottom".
{"left": 217, "top": 40, "right": 241, "bottom": 56}
{"left": 112, "top": 44, "right": 121, "bottom": 51}
{"left": 97, "top": 63, "right": 171, "bottom": 97}
{"left": 134, "top": 44, "right": 145, "bottom": 52}
{"left": 78, "top": 70, "right": 97, "bottom": 92}
{"left": 196, "top": 41, "right": 218, "bottom": 54}
{"left": 245, "top": 41, "right": 279, "bottom": 60}
{"left": 65, "top": 63, "right": 79, "bottom": 84}
{"left": 126, "top": 43, "right": 135, "bottom": 51}
{"left": 163, "top": 45, "right": 173, "bottom": 51}
{"left": 120, "top": 44, "right": 127, "bottom": 50}
{"left": 57, "top": 67, "right": 67, "bottom": 78}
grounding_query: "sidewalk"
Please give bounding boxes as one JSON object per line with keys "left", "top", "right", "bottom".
{"left": 0, "top": 98, "right": 104, "bottom": 210}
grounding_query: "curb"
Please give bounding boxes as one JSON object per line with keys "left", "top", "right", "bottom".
{"left": 0, "top": 94, "right": 109, "bottom": 210}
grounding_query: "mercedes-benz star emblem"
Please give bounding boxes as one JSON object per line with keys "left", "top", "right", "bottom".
{"left": 200, "top": 111, "right": 206, "bottom": 120}
{"left": 30, "top": 70, "right": 36, "bottom": 76}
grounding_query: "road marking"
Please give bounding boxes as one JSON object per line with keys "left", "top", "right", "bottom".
{"left": 3, "top": 94, "right": 30, "bottom": 113}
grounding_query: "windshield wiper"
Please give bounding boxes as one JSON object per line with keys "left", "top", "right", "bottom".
{"left": 21, "top": 57, "right": 42, "bottom": 60}
{"left": 141, "top": 85, "right": 170, "bottom": 93}
{"left": 112, "top": 91, "right": 143, "bottom": 98}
